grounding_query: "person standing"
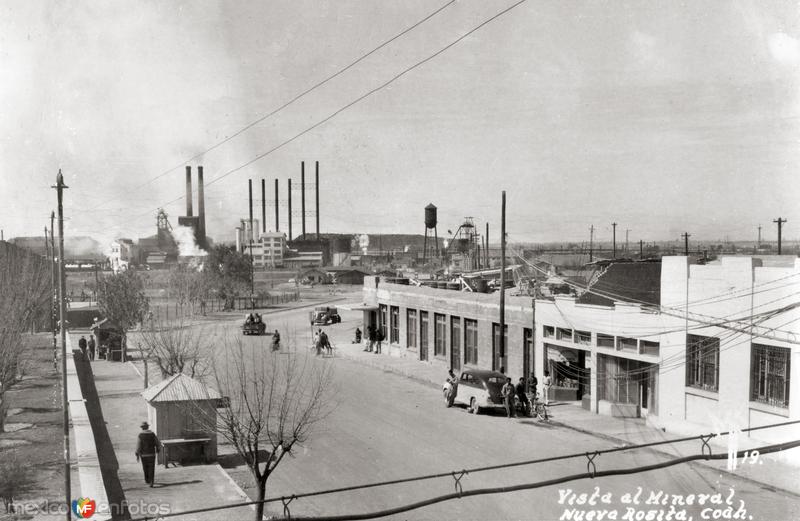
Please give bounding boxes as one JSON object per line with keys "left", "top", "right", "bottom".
{"left": 446, "top": 369, "right": 459, "bottom": 407}
{"left": 365, "top": 326, "right": 376, "bottom": 353}
{"left": 78, "top": 336, "right": 87, "bottom": 358}
{"left": 374, "top": 327, "right": 384, "bottom": 354}
{"left": 502, "top": 377, "right": 516, "bottom": 418}
{"left": 271, "top": 330, "right": 281, "bottom": 351}
{"left": 543, "top": 370, "right": 552, "bottom": 406}
{"left": 135, "top": 421, "right": 160, "bottom": 487}
{"left": 87, "top": 336, "right": 96, "bottom": 361}
{"left": 516, "top": 377, "right": 530, "bottom": 416}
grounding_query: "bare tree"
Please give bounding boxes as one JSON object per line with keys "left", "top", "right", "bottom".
{"left": 136, "top": 316, "right": 209, "bottom": 378}
{"left": 0, "top": 242, "right": 50, "bottom": 432}
{"left": 195, "top": 333, "right": 335, "bottom": 520}
{"left": 0, "top": 451, "right": 36, "bottom": 513}
{"left": 96, "top": 270, "right": 150, "bottom": 360}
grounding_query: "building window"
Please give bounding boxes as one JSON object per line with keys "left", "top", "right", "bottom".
{"left": 556, "top": 327, "right": 573, "bottom": 341}
{"left": 434, "top": 313, "right": 446, "bottom": 357}
{"left": 379, "top": 304, "right": 388, "bottom": 340}
{"left": 451, "top": 316, "right": 461, "bottom": 365}
{"left": 420, "top": 311, "right": 429, "bottom": 354}
{"left": 390, "top": 306, "right": 399, "bottom": 344}
{"left": 640, "top": 340, "right": 660, "bottom": 357}
{"left": 686, "top": 335, "right": 720, "bottom": 392}
{"left": 492, "top": 323, "right": 508, "bottom": 371}
{"left": 407, "top": 309, "right": 417, "bottom": 349}
{"left": 597, "top": 334, "right": 615, "bottom": 348}
{"left": 543, "top": 325, "right": 555, "bottom": 338}
{"left": 524, "top": 328, "right": 533, "bottom": 377}
{"left": 617, "top": 337, "right": 638, "bottom": 353}
{"left": 575, "top": 330, "right": 591, "bottom": 346}
{"left": 465, "top": 319, "right": 478, "bottom": 365}
{"left": 751, "top": 344, "right": 790, "bottom": 408}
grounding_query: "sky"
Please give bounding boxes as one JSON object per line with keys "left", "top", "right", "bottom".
{"left": 1, "top": 0, "right": 799, "bottom": 249}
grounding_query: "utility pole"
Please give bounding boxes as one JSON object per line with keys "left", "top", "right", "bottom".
{"left": 52, "top": 170, "right": 71, "bottom": 521}
{"left": 774, "top": 218, "right": 787, "bottom": 254}
{"left": 315, "top": 161, "right": 320, "bottom": 240}
{"left": 639, "top": 239, "right": 644, "bottom": 259}
{"left": 485, "top": 222, "right": 489, "bottom": 268}
{"left": 274, "top": 179, "right": 279, "bottom": 232}
{"left": 625, "top": 229, "right": 630, "bottom": 254}
{"left": 757, "top": 225, "right": 762, "bottom": 248}
{"left": 682, "top": 232, "right": 691, "bottom": 256}
{"left": 499, "top": 191, "right": 506, "bottom": 373}
{"left": 287, "top": 178, "right": 292, "bottom": 241}
{"left": 589, "top": 225, "right": 594, "bottom": 262}
{"left": 46, "top": 224, "right": 57, "bottom": 366}
{"left": 301, "top": 162, "right": 306, "bottom": 239}
{"left": 612, "top": 222, "right": 617, "bottom": 259}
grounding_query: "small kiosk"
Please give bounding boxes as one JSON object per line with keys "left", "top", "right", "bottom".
{"left": 141, "top": 373, "right": 222, "bottom": 467}
{"left": 89, "top": 318, "right": 124, "bottom": 361}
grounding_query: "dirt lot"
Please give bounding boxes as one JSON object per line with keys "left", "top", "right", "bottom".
{"left": 0, "top": 333, "right": 78, "bottom": 520}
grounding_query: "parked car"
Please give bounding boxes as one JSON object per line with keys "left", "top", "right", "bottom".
{"left": 310, "top": 306, "right": 341, "bottom": 326}
{"left": 442, "top": 369, "right": 508, "bottom": 414}
{"left": 242, "top": 314, "right": 267, "bottom": 335}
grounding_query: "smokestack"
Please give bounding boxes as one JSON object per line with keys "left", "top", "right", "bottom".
{"left": 248, "top": 179, "right": 254, "bottom": 242}
{"left": 288, "top": 178, "right": 292, "bottom": 241}
{"left": 315, "top": 161, "right": 320, "bottom": 240}
{"left": 301, "top": 161, "right": 306, "bottom": 239}
{"left": 185, "top": 166, "right": 193, "bottom": 217}
{"left": 261, "top": 179, "right": 266, "bottom": 234}
{"left": 274, "top": 179, "right": 279, "bottom": 232}
{"left": 198, "top": 165, "right": 206, "bottom": 244}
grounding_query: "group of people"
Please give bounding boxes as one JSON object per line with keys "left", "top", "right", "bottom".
{"left": 244, "top": 313, "right": 263, "bottom": 324}
{"left": 501, "top": 370, "right": 551, "bottom": 418}
{"left": 362, "top": 325, "right": 385, "bottom": 354}
{"left": 313, "top": 328, "right": 333, "bottom": 356}
{"left": 77, "top": 335, "right": 96, "bottom": 361}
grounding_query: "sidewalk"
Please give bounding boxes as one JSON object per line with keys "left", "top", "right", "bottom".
{"left": 327, "top": 331, "right": 800, "bottom": 497}
{"left": 85, "top": 344, "right": 254, "bottom": 520}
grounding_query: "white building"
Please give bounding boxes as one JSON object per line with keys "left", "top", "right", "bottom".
{"left": 109, "top": 238, "right": 136, "bottom": 272}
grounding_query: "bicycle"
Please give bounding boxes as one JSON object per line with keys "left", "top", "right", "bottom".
{"left": 532, "top": 394, "right": 549, "bottom": 421}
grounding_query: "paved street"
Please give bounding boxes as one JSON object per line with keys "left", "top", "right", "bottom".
{"left": 200, "top": 305, "right": 800, "bottom": 521}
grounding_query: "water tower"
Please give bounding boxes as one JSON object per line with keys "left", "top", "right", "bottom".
{"left": 423, "top": 203, "right": 439, "bottom": 264}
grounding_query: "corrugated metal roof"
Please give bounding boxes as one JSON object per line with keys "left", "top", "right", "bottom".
{"left": 141, "top": 373, "right": 221, "bottom": 403}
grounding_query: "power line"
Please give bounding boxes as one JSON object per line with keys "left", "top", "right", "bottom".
{"left": 84, "top": 0, "right": 457, "bottom": 215}
{"left": 127, "top": 434, "right": 800, "bottom": 521}
{"left": 123, "top": 0, "right": 531, "bottom": 225}
{"left": 126, "top": 419, "right": 800, "bottom": 521}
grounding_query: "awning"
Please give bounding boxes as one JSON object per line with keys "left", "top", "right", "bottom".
{"left": 338, "top": 302, "right": 379, "bottom": 311}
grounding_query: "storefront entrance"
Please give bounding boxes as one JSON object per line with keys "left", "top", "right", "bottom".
{"left": 544, "top": 344, "right": 590, "bottom": 402}
{"left": 597, "top": 354, "right": 658, "bottom": 418}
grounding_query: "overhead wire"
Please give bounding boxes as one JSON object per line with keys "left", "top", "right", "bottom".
{"left": 125, "top": 423, "right": 800, "bottom": 521}
{"left": 102, "top": 0, "right": 531, "bottom": 229}
{"left": 82, "top": 0, "right": 457, "bottom": 215}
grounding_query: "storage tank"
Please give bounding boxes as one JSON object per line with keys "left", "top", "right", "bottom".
{"left": 424, "top": 204, "right": 437, "bottom": 229}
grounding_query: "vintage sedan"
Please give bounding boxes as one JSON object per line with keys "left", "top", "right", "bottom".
{"left": 442, "top": 369, "right": 510, "bottom": 414}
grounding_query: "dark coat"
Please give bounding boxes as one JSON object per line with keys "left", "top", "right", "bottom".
{"left": 136, "top": 430, "right": 160, "bottom": 457}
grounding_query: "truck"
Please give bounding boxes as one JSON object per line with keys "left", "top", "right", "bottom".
{"left": 310, "top": 306, "right": 341, "bottom": 326}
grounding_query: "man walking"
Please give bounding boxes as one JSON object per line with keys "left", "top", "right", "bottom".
{"left": 319, "top": 330, "right": 332, "bottom": 356}
{"left": 502, "top": 377, "right": 516, "bottom": 418}
{"left": 135, "top": 421, "right": 160, "bottom": 487}
{"left": 78, "top": 335, "right": 88, "bottom": 358}
{"left": 87, "top": 336, "right": 96, "bottom": 361}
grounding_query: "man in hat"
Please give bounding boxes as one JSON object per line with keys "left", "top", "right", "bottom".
{"left": 135, "top": 421, "right": 160, "bottom": 487}
{"left": 78, "top": 336, "right": 87, "bottom": 358}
